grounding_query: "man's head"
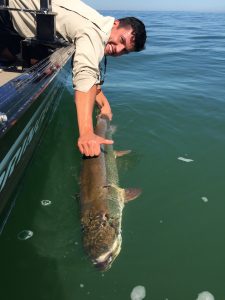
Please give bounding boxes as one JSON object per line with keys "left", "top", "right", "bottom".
{"left": 104, "top": 17, "right": 146, "bottom": 57}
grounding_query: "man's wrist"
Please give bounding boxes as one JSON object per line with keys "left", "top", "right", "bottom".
{"left": 79, "top": 127, "right": 94, "bottom": 137}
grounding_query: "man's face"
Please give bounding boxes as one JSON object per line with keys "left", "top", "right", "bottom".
{"left": 104, "top": 20, "right": 135, "bottom": 56}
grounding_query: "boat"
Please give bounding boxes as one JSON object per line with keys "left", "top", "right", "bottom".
{"left": 0, "top": 1, "right": 75, "bottom": 231}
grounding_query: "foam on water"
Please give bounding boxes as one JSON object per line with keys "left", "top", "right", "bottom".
{"left": 17, "top": 230, "right": 33, "bottom": 240}
{"left": 177, "top": 157, "right": 194, "bottom": 163}
{"left": 201, "top": 197, "right": 209, "bottom": 203}
{"left": 130, "top": 286, "right": 146, "bottom": 300}
{"left": 41, "top": 200, "right": 52, "bottom": 206}
{"left": 196, "top": 291, "right": 215, "bottom": 300}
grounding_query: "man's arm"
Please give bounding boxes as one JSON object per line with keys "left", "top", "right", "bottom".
{"left": 75, "top": 85, "right": 113, "bottom": 157}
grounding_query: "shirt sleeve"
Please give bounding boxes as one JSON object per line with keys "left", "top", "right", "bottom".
{"left": 72, "top": 28, "right": 104, "bottom": 92}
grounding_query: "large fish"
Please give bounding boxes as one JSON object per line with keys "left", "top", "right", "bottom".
{"left": 80, "top": 116, "right": 141, "bottom": 271}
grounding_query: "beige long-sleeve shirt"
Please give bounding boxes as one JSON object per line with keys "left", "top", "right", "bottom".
{"left": 9, "top": 0, "right": 115, "bottom": 92}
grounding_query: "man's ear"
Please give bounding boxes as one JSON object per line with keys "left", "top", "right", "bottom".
{"left": 113, "top": 19, "right": 120, "bottom": 27}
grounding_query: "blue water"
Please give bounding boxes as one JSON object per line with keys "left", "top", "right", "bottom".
{"left": 1, "top": 11, "right": 225, "bottom": 300}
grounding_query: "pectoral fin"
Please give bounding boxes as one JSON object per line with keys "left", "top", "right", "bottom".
{"left": 114, "top": 150, "right": 131, "bottom": 158}
{"left": 124, "top": 188, "right": 142, "bottom": 203}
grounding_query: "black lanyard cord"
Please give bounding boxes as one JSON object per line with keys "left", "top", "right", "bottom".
{"left": 100, "top": 55, "right": 107, "bottom": 85}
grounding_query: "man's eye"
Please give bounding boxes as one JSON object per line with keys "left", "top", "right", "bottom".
{"left": 120, "top": 37, "right": 125, "bottom": 43}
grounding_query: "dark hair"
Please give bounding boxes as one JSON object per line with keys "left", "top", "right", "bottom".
{"left": 118, "top": 17, "right": 147, "bottom": 52}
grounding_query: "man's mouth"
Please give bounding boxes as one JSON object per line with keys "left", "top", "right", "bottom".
{"left": 107, "top": 44, "right": 114, "bottom": 55}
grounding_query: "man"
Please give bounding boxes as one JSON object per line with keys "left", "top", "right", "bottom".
{"left": 1, "top": 0, "right": 146, "bottom": 156}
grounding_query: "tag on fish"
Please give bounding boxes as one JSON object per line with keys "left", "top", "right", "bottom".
{"left": 177, "top": 156, "right": 194, "bottom": 163}
{"left": 130, "top": 286, "right": 146, "bottom": 300}
{"left": 196, "top": 291, "right": 215, "bottom": 300}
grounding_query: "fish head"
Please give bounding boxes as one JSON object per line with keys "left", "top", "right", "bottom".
{"left": 82, "top": 214, "right": 122, "bottom": 271}
{"left": 94, "top": 233, "right": 122, "bottom": 271}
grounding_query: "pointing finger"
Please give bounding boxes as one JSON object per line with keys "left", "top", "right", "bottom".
{"left": 101, "top": 139, "right": 114, "bottom": 145}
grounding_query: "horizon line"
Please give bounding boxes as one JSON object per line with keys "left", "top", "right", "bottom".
{"left": 98, "top": 9, "right": 225, "bottom": 13}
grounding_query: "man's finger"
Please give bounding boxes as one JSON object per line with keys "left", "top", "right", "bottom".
{"left": 93, "top": 143, "right": 101, "bottom": 156}
{"left": 99, "top": 113, "right": 109, "bottom": 119}
{"left": 82, "top": 143, "right": 90, "bottom": 156}
{"left": 78, "top": 142, "right": 84, "bottom": 154}
{"left": 88, "top": 145, "right": 95, "bottom": 157}
{"left": 101, "top": 139, "right": 114, "bottom": 145}
{"left": 107, "top": 113, "right": 113, "bottom": 121}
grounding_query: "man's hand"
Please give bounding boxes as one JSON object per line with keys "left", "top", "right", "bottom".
{"left": 75, "top": 85, "right": 113, "bottom": 157}
{"left": 78, "top": 131, "right": 113, "bottom": 157}
{"left": 96, "top": 87, "right": 113, "bottom": 121}
{"left": 98, "top": 100, "right": 113, "bottom": 121}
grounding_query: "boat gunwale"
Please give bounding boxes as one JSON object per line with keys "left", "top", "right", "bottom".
{"left": 0, "top": 45, "right": 75, "bottom": 138}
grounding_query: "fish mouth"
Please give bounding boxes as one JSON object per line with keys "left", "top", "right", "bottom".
{"left": 94, "top": 254, "right": 113, "bottom": 271}
{"left": 93, "top": 235, "right": 122, "bottom": 271}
